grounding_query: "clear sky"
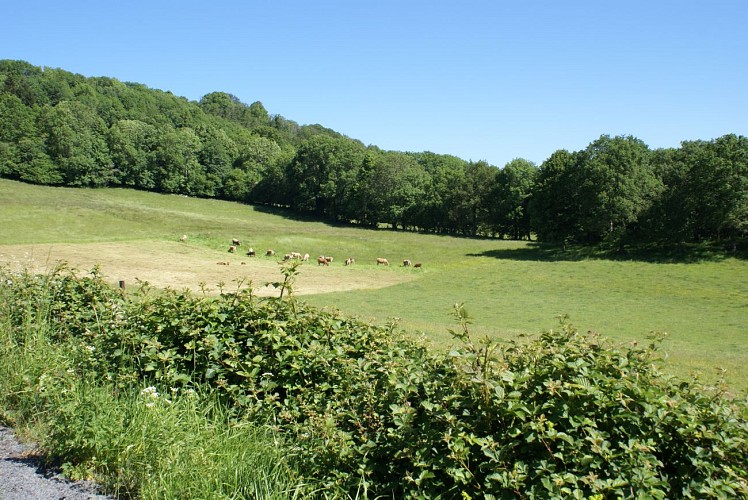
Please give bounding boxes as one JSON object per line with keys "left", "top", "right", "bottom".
{"left": 2, "top": 1, "right": 746, "bottom": 167}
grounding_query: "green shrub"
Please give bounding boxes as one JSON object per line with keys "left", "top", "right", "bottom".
{"left": 1, "top": 265, "right": 746, "bottom": 498}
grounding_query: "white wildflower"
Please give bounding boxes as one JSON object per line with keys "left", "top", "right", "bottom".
{"left": 140, "top": 386, "right": 159, "bottom": 399}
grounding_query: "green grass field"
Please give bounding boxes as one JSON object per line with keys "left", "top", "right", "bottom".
{"left": 1, "top": 179, "right": 746, "bottom": 392}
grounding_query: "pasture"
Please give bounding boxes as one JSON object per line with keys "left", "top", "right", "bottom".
{"left": 1, "top": 179, "right": 746, "bottom": 392}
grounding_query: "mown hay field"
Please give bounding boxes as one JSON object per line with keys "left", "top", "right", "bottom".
{"left": 1, "top": 179, "right": 746, "bottom": 392}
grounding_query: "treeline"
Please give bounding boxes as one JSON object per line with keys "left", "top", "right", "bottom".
{"left": 1, "top": 60, "right": 746, "bottom": 248}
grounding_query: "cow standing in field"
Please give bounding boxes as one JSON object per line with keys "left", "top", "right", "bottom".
{"left": 179, "top": 234, "right": 188, "bottom": 242}
{"left": 376, "top": 258, "right": 389, "bottom": 266}
{"left": 232, "top": 238, "right": 241, "bottom": 246}
{"left": 228, "top": 245, "right": 236, "bottom": 253}
{"left": 266, "top": 249, "right": 275, "bottom": 256}
{"left": 318, "top": 256, "right": 331, "bottom": 266}
{"left": 345, "top": 257, "right": 355, "bottom": 266}
{"left": 403, "top": 259, "right": 411, "bottom": 267}
{"left": 302, "top": 253, "right": 309, "bottom": 261}
{"left": 414, "top": 263, "right": 422, "bottom": 268}
{"left": 247, "top": 247, "right": 256, "bottom": 257}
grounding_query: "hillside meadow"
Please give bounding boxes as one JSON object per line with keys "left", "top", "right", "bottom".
{"left": 1, "top": 178, "right": 746, "bottom": 392}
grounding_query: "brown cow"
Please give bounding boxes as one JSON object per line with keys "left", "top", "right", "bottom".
{"left": 266, "top": 249, "right": 275, "bottom": 256}
{"left": 414, "top": 263, "right": 422, "bottom": 268}
{"left": 317, "top": 256, "right": 330, "bottom": 266}
{"left": 376, "top": 258, "right": 389, "bottom": 266}
{"left": 228, "top": 245, "right": 236, "bottom": 253}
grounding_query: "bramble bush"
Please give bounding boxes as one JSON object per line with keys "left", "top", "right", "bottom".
{"left": 1, "top": 263, "right": 746, "bottom": 498}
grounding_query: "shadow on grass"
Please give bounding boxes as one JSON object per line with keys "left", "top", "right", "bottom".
{"left": 253, "top": 203, "right": 494, "bottom": 238}
{"left": 253, "top": 204, "right": 379, "bottom": 230}
{"left": 468, "top": 241, "right": 747, "bottom": 264}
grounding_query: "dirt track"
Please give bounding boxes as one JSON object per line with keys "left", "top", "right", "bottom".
{"left": 0, "top": 241, "right": 413, "bottom": 296}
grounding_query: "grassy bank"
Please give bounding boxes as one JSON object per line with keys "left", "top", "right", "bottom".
{"left": 0, "top": 280, "right": 305, "bottom": 498}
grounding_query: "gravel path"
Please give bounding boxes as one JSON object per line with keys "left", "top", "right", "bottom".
{"left": 0, "top": 426, "right": 111, "bottom": 500}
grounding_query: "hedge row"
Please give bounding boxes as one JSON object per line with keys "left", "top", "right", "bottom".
{"left": 2, "top": 264, "right": 746, "bottom": 498}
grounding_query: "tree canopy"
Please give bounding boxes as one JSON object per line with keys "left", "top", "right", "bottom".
{"left": 1, "top": 59, "right": 746, "bottom": 250}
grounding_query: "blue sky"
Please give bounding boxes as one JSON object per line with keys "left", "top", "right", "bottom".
{"left": 2, "top": 1, "right": 746, "bottom": 167}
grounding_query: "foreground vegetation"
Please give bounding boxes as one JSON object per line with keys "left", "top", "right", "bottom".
{"left": 1, "top": 264, "right": 747, "bottom": 498}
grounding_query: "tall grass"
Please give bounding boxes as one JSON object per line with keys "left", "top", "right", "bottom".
{"left": 0, "top": 269, "right": 305, "bottom": 499}
{"left": 45, "top": 384, "right": 305, "bottom": 499}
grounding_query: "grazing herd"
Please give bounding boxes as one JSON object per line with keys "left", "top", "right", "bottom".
{"left": 181, "top": 235, "right": 423, "bottom": 269}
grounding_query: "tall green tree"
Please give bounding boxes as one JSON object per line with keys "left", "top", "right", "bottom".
{"left": 38, "top": 67, "right": 75, "bottom": 106}
{"left": 87, "top": 76, "right": 128, "bottom": 126}
{"left": 0, "top": 93, "right": 41, "bottom": 181}
{"left": 682, "top": 134, "right": 748, "bottom": 244}
{"left": 108, "top": 119, "right": 158, "bottom": 189}
{"left": 530, "top": 149, "right": 584, "bottom": 244}
{"left": 195, "top": 123, "right": 238, "bottom": 194}
{"left": 38, "top": 101, "right": 113, "bottom": 187}
{"left": 154, "top": 127, "right": 204, "bottom": 195}
{"left": 251, "top": 148, "right": 295, "bottom": 206}
{"left": 454, "top": 161, "right": 496, "bottom": 236}
{"left": 248, "top": 101, "right": 270, "bottom": 127}
{"left": 287, "top": 135, "right": 365, "bottom": 220}
{"left": 367, "top": 152, "right": 428, "bottom": 230}
{"left": 490, "top": 158, "right": 538, "bottom": 239}
{"left": 223, "top": 132, "right": 283, "bottom": 202}
{"left": 0, "top": 60, "right": 46, "bottom": 106}
{"left": 345, "top": 150, "right": 379, "bottom": 226}
{"left": 637, "top": 147, "right": 689, "bottom": 244}
{"left": 579, "top": 135, "right": 660, "bottom": 246}
{"left": 531, "top": 136, "right": 660, "bottom": 247}
{"left": 409, "top": 152, "right": 467, "bottom": 234}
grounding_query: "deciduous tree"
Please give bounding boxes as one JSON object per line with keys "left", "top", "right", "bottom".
{"left": 38, "top": 101, "right": 113, "bottom": 187}
{"left": 490, "top": 158, "right": 538, "bottom": 240}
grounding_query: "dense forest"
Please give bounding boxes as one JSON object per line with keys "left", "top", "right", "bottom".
{"left": 1, "top": 59, "right": 746, "bottom": 249}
